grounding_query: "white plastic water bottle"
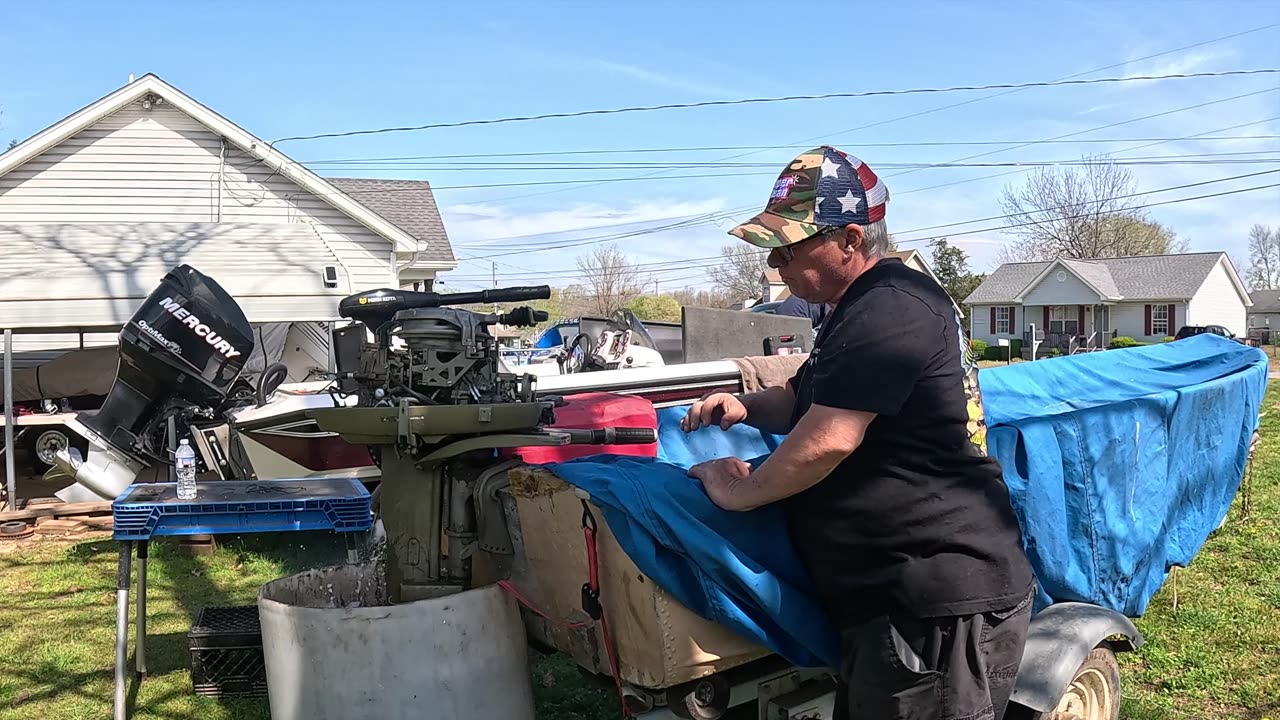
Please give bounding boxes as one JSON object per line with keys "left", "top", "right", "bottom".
{"left": 175, "top": 439, "right": 198, "bottom": 500}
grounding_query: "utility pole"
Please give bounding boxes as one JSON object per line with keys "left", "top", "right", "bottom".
{"left": 492, "top": 262, "right": 498, "bottom": 313}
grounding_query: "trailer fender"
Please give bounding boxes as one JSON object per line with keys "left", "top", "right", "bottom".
{"left": 1009, "top": 602, "right": 1143, "bottom": 713}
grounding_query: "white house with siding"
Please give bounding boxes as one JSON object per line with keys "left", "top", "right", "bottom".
{"left": 964, "top": 253, "right": 1250, "bottom": 352}
{"left": 0, "top": 73, "right": 456, "bottom": 354}
{"left": 1246, "top": 290, "right": 1280, "bottom": 330}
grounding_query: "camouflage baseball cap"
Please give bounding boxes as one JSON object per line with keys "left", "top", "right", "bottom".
{"left": 729, "top": 146, "right": 889, "bottom": 248}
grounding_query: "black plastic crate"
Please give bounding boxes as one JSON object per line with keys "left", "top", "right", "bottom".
{"left": 188, "top": 606, "right": 267, "bottom": 698}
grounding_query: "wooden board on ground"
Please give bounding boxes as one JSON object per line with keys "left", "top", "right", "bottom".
{"left": 34, "top": 518, "right": 87, "bottom": 535}
{"left": 67, "top": 515, "right": 113, "bottom": 531}
{"left": 0, "top": 501, "right": 111, "bottom": 523}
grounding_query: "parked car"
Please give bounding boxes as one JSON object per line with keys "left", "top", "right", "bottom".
{"left": 1174, "top": 325, "right": 1248, "bottom": 344}
{"left": 749, "top": 301, "right": 782, "bottom": 314}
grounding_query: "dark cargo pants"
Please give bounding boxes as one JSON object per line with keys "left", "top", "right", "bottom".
{"left": 832, "top": 587, "right": 1034, "bottom": 720}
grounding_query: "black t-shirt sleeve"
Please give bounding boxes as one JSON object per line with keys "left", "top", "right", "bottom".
{"left": 787, "top": 363, "right": 805, "bottom": 394}
{"left": 808, "top": 287, "right": 943, "bottom": 416}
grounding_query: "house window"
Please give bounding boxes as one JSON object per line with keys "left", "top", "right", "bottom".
{"left": 1152, "top": 304, "right": 1169, "bottom": 335}
{"left": 1049, "top": 305, "right": 1079, "bottom": 335}
{"left": 995, "top": 307, "right": 1011, "bottom": 334}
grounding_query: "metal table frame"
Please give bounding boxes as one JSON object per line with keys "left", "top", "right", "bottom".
{"left": 112, "top": 483, "right": 367, "bottom": 720}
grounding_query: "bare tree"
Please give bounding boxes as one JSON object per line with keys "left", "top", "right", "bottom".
{"left": 1246, "top": 224, "right": 1280, "bottom": 290}
{"left": 571, "top": 244, "right": 648, "bottom": 316}
{"left": 709, "top": 244, "right": 769, "bottom": 303}
{"left": 669, "top": 287, "right": 738, "bottom": 309}
{"left": 997, "top": 156, "right": 1186, "bottom": 263}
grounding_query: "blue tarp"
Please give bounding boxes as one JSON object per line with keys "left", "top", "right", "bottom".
{"left": 980, "top": 334, "right": 1268, "bottom": 616}
{"left": 547, "top": 410, "right": 838, "bottom": 668}
{"left": 547, "top": 334, "right": 1266, "bottom": 668}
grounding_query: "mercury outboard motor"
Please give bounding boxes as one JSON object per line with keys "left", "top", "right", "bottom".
{"left": 55, "top": 265, "right": 254, "bottom": 500}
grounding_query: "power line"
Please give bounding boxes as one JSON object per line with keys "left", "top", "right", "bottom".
{"left": 323, "top": 155, "right": 1280, "bottom": 194}
{"left": 454, "top": 210, "right": 733, "bottom": 247}
{"left": 476, "top": 24, "right": 1280, "bottom": 205}
{"left": 271, "top": 69, "right": 1280, "bottom": 144}
{"left": 457, "top": 160, "right": 1280, "bottom": 262}
{"left": 794, "top": 23, "right": 1280, "bottom": 150}
{"left": 449, "top": 127, "right": 1280, "bottom": 266}
{"left": 309, "top": 151, "right": 1280, "bottom": 172}
{"left": 297, "top": 135, "right": 1280, "bottom": 164}
{"left": 892, "top": 167, "right": 1280, "bottom": 237}
{"left": 214, "top": 25, "right": 1280, "bottom": 211}
{"left": 897, "top": 182, "right": 1280, "bottom": 244}
{"left": 893, "top": 115, "right": 1280, "bottom": 197}
{"left": 299, "top": 92, "right": 1279, "bottom": 200}
{"left": 449, "top": 169, "right": 1280, "bottom": 277}
{"left": 468, "top": 212, "right": 734, "bottom": 258}
{"left": 884, "top": 88, "right": 1280, "bottom": 180}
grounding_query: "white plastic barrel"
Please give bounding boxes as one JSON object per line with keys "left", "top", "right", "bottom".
{"left": 258, "top": 563, "right": 535, "bottom": 720}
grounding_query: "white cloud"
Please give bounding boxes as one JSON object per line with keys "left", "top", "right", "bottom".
{"left": 509, "top": 45, "right": 743, "bottom": 98}
{"left": 437, "top": 197, "right": 740, "bottom": 290}
{"left": 443, "top": 198, "right": 729, "bottom": 246}
{"left": 591, "top": 60, "right": 742, "bottom": 98}
{"left": 1123, "top": 50, "right": 1228, "bottom": 80}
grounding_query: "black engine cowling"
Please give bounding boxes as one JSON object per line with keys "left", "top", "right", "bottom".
{"left": 81, "top": 265, "right": 254, "bottom": 463}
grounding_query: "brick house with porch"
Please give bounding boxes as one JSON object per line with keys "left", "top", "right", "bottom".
{"left": 965, "top": 253, "right": 1250, "bottom": 355}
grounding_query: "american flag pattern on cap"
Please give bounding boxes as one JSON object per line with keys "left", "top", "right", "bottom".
{"left": 729, "top": 146, "right": 890, "bottom": 249}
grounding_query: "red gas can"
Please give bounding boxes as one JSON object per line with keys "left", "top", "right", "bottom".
{"left": 505, "top": 392, "right": 658, "bottom": 463}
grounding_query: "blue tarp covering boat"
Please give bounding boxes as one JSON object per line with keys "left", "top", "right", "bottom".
{"left": 980, "top": 333, "right": 1267, "bottom": 616}
{"left": 549, "top": 333, "right": 1266, "bottom": 666}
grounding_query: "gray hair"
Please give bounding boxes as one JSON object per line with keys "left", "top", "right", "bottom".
{"left": 861, "top": 219, "right": 892, "bottom": 258}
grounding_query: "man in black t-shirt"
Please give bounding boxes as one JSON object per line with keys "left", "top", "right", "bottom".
{"left": 682, "top": 147, "right": 1034, "bottom": 720}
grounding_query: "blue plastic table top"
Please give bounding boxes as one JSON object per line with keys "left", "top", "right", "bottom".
{"left": 111, "top": 478, "right": 373, "bottom": 541}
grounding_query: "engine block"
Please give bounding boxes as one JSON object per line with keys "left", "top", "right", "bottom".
{"left": 354, "top": 306, "right": 542, "bottom": 407}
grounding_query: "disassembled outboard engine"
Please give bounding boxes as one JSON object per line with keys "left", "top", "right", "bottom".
{"left": 336, "top": 286, "right": 550, "bottom": 407}
{"left": 55, "top": 265, "right": 257, "bottom": 500}
{"left": 314, "top": 285, "right": 656, "bottom": 602}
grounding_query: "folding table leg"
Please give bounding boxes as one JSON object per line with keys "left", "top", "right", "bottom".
{"left": 135, "top": 541, "right": 148, "bottom": 679}
{"left": 114, "top": 541, "right": 133, "bottom": 720}
{"left": 345, "top": 531, "right": 365, "bottom": 564}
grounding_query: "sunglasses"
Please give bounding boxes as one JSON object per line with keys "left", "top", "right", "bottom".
{"left": 770, "top": 226, "right": 844, "bottom": 266}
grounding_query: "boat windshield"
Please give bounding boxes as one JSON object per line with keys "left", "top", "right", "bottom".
{"left": 607, "top": 309, "right": 658, "bottom": 350}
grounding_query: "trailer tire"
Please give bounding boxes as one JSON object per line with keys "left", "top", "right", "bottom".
{"left": 24, "top": 427, "right": 88, "bottom": 475}
{"left": 1007, "top": 644, "right": 1120, "bottom": 720}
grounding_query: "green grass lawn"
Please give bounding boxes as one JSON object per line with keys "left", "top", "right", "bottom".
{"left": 1115, "top": 385, "right": 1280, "bottom": 720}
{"left": 0, "top": 386, "right": 1277, "bottom": 719}
{"left": 0, "top": 532, "right": 618, "bottom": 720}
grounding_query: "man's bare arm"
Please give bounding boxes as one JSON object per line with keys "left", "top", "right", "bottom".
{"left": 736, "top": 384, "right": 797, "bottom": 435}
{"left": 681, "top": 384, "right": 797, "bottom": 435}
{"left": 698, "top": 404, "right": 876, "bottom": 512}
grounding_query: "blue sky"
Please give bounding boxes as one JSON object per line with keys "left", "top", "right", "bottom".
{"left": 2, "top": 1, "right": 1278, "bottom": 292}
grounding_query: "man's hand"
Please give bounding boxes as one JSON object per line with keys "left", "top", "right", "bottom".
{"left": 689, "top": 457, "right": 754, "bottom": 511}
{"left": 681, "top": 392, "right": 748, "bottom": 433}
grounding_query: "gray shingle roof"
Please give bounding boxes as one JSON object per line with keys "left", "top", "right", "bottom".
{"left": 1249, "top": 289, "right": 1280, "bottom": 313}
{"left": 964, "top": 262, "right": 1049, "bottom": 304}
{"left": 964, "top": 252, "right": 1227, "bottom": 304}
{"left": 1061, "top": 259, "right": 1121, "bottom": 299}
{"left": 325, "top": 178, "right": 456, "bottom": 264}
